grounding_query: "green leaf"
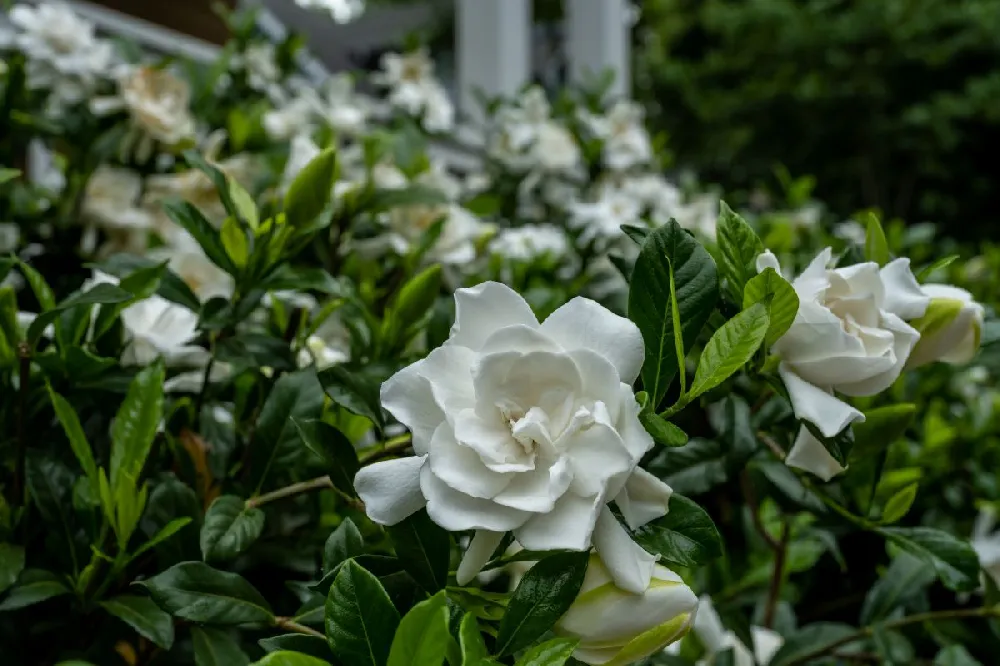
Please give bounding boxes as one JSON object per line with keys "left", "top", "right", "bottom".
{"left": 716, "top": 202, "right": 764, "bottom": 304}
{"left": 0, "top": 569, "right": 70, "bottom": 611}
{"left": 496, "top": 551, "right": 590, "bottom": 657}
{"left": 628, "top": 220, "right": 719, "bottom": 408}
{"left": 668, "top": 259, "right": 687, "bottom": 395}
{"left": 388, "top": 591, "right": 451, "bottom": 666}
{"left": 459, "top": 614, "right": 489, "bottom": 666}
{"left": 878, "top": 527, "right": 980, "bottom": 592}
{"left": 767, "top": 623, "right": 858, "bottom": 666}
{"left": 249, "top": 368, "right": 325, "bottom": 493}
{"left": 110, "top": 360, "right": 165, "bottom": 494}
{"left": 325, "top": 559, "right": 401, "bottom": 666}
{"left": 48, "top": 387, "right": 98, "bottom": 490}
{"left": 27, "top": 283, "right": 132, "bottom": 344}
{"left": 229, "top": 179, "right": 260, "bottom": 230}
{"left": 192, "top": 626, "right": 251, "bottom": 666}
{"left": 137, "top": 561, "right": 274, "bottom": 625}
{"left": 513, "top": 638, "right": 579, "bottom": 666}
{"left": 132, "top": 517, "right": 194, "bottom": 559}
{"left": 222, "top": 217, "right": 250, "bottom": 268}
{"left": 162, "top": 199, "right": 237, "bottom": 275}
{"left": 0, "top": 167, "right": 21, "bottom": 185}
{"left": 386, "top": 509, "right": 451, "bottom": 594}
{"left": 17, "top": 260, "right": 55, "bottom": 310}
{"left": 640, "top": 410, "right": 689, "bottom": 447}
{"left": 621, "top": 224, "right": 651, "bottom": 245}
{"left": 916, "top": 255, "right": 959, "bottom": 283}
{"left": 323, "top": 518, "right": 365, "bottom": 573}
{"left": 742, "top": 268, "right": 799, "bottom": 346}
{"left": 364, "top": 186, "right": 447, "bottom": 214}
{"left": 0, "top": 286, "right": 23, "bottom": 348}
{"left": 259, "top": 634, "right": 333, "bottom": 659}
{"left": 0, "top": 543, "right": 25, "bottom": 595}
{"left": 880, "top": 483, "right": 918, "bottom": 524}
{"left": 183, "top": 150, "right": 240, "bottom": 219}
{"left": 96, "top": 253, "right": 201, "bottom": 312}
{"left": 685, "top": 302, "right": 769, "bottom": 402}
{"left": 293, "top": 419, "right": 360, "bottom": 498}
{"left": 934, "top": 645, "right": 983, "bottom": 666}
{"left": 251, "top": 652, "right": 332, "bottom": 666}
{"left": 850, "top": 406, "right": 917, "bottom": 464}
{"left": 860, "top": 552, "right": 936, "bottom": 624}
{"left": 319, "top": 366, "right": 386, "bottom": 430}
{"left": 865, "top": 213, "right": 890, "bottom": 266}
{"left": 100, "top": 594, "right": 175, "bottom": 649}
{"left": 285, "top": 148, "right": 338, "bottom": 227}
{"left": 201, "top": 495, "right": 266, "bottom": 562}
{"left": 26, "top": 453, "right": 76, "bottom": 528}
{"left": 629, "top": 494, "right": 723, "bottom": 568}
{"left": 382, "top": 265, "right": 442, "bottom": 347}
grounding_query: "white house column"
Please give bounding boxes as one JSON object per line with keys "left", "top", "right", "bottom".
{"left": 456, "top": 0, "right": 532, "bottom": 124}
{"left": 565, "top": 0, "right": 632, "bottom": 98}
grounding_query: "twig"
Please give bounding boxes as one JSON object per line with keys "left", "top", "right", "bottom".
{"left": 15, "top": 342, "right": 31, "bottom": 504}
{"left": 740, "top": 470, "right": 780, "bottom": 550}
{"left": 274, "top": 616, "right": 325, "bottom": 639}
{"left": 757, "top": 431, "right": 787, "bottom": 461}
{"left": 763, "top": 520, "right": 791, "bottom": 629}
{"left": 359, "top": 433, "right": 413, "bottom": 463}
{"left": 246, "top": 476, "right": 335, "bottom": 509}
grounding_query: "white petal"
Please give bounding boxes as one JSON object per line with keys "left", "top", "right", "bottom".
{"left": 756, "top": 250, "right": 782, "bottom": 276}
{"left": 354, "top": 456, "right": 428, "bottom": 525}
{"left": 421, "top": 465, "right": 527, "bottom": 532}
{"left": 450, "top": 282, "right": 538, "bottom": 351}
{"left": 491, "top": 457, "right": 573, "bottom": 512}
{"left": 792, "top": 247, "right": 833, "bottom": 301}
{"left": 880, "top": 258, "right": 930, "bottom": 320}
{"left": 480, "top": 324, "right": 561, "bottom": 355}
{"left": 836, "top": 312, "right": 919, "bottom": 396}
{"left": 515, "top": 492, "right": 602, "bottom": 551}
{"left": 570, "top": 349, "right": 625, "bottom": 420}
{"left": 614, "top": 467, "right": 673, "bottom": 530}
{"left": 592, "top": 506, "right": 656, "bottom": 594}
{"left": 614, "top": 386, "right": 656, "bottom": 461}
{"left": 381, "top": 362, "right": 445, "bottom": 455}
{"left": 457, "top": 530, "right": 505, "bottom": 586}
{"left": 427, "top": 424, "right": 512, "bottom": 498}
{"left": 692, "top": 596, "right": 731, "bottom": 655}
{"left": 779, "top": 363, "right": 864, "bottom": 438}
{"left": 541, "top": 297, "right": 645, "bottom": 384}
{"left": 785, "top": 426, "right": 846, "bottom": 481}
{"left": 453, "top": 408, "right": 535, "bottom": 473}
{"left": 473, "top": 350, "right": 582, "bottom": 418}
{"left": 419, "top": 345, "right": 478, "bottom": 415}
{"left": 563, "top": 421, "right": 635, "bottom": 498}
{"left": 751, "top": 627, "right": 785, "bottom": 666}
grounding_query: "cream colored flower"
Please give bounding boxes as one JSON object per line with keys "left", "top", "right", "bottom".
{"left": 374, "top": 49, "right": 454, "bottom": 132}
{"left": 80, "top": 166, "right": 153, "bottom": 256}
{"left": 906, "top": 284, "right": 984, "bottom": 368}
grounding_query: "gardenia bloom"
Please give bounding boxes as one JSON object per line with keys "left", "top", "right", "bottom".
{"left": 666, "top": 596, "right": 784, "bottom": 666}
{"left": 374, "top": 50, "right": 454, "bottom": 132}
{"left": 80, "top": 166, "right": 153, "bottom": 256}
{"left": 490, "top": 225, "right": 568, "bottom": 262}
{"left": 236, "top": 43, "right": 282, "bottom": 97}
{"left": 570, "top": 187, "right": 643, "bottom": 243}
{"left": 554, "top": 555, "right": 697, "bottom": 665}
{"left": 582, "top": 101, "right": 653, "bottom": 171}
{"left": 759, "top": 248, "right": 929, "bottom": 480}
{"left": 906, "top": 284, "right": 984, "bottom": 368}
{"left": 265, "top": 74, "right": 368, "bottom": 140}
{"left": 294, "top": 0, "right": 365, "bottom": 23}
{"left": 150, "top": 236, "right": 234, "bottom": 302}
{"left": 355, "top": 282, "right": 674, "bottom": 594}
{"left": 489, "top": 87, "right": 581, "bottom": 174}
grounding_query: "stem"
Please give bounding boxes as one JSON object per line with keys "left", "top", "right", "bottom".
{"left": 274, "top": 617, "right": 325, "bottom": 639}
{"left": 246, "top": 476, "right": 334, "bottom": 509}
{"left": 763, "top": 520, "right": 790, "bottom": 629}
{"left": 359, "top": 433, "right": 412, "bottom": 463}
{"left": 741, "top": 471, "right": 779, "bottom": 550}
{"left": 193, "top": 335, "right": 217, "bottom": 423}
{"left": 757, "top": 431, "right": 787, "bottom": 461}
{"left": 785, "top": 607, "right": 1000, "bottom": 665}
{"left": 15, "top": 342, "right": 31, "bottom": 504}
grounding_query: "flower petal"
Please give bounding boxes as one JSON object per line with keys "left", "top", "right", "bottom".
{"left": 450, "top": 281, "right": 538, "bottom": 351}
{"left": 453, "top": 408, "right": 535, "bottom": 473}
{"left": 381, "top": 363, "right": 445, "bottom": 455}
{"left": 457, "top": 530, "right": 506, "bottom": 586}
{"left": 756, "top": 250, "right": 782, "bottom": 275}
{"left": 427, "top": 424, "right": 512, "bottom": 498}
{"left": 491, "top": 456, "right": 573, "bottom": 513}
{"left": 785, "top": 426, "right": 847, "bottom": 481}
{"left": 420, "top": 465, "right": 527, "bottom": 532}
{"left": 779, "top": 363, "right": 864, "bottom": 438}
{"left": 836, "top": 312, "right": 919, "bottom": 396}
{"left": 563, "top": 421, "right": 634, "bottom": 498}
{"left": 540, "top": 297, "right": 645, "bottom": 384}
{"left": 515, "top": 492, "right": 602, "bottom": 551}
{"left": 354, "top": 456, "right": 428, "bottom": 526}
{"left": 569, "top": 349, "right": 625, "bottom": 421}
{"left": 614, "top": 467, "right": 673, "bottom": 530}
{"left": 480, "top": 324, "right": 561, "bottom": 355}
{"left": 592, "top": 506, "right": 657, "bottom": 595}
{"left": 880, "top": 258, "right": 930, "bottom": 320}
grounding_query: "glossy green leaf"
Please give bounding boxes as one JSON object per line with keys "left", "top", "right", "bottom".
{"left": 323, "top": 518, "right": 365, "bottom": 573}
{"left": 100, "top": 594, "right": 175, "bottom": 649}
{"left": 459, "top": 614, "right": 489, "bottom": 665}
{"left": 767, "top": 623, "right": 857, "bottom": 666}
{"left": 383, "top": 265, "right": 442, "bottom": 348}
{"left": 685, "top": 302, "right": 769, "bottom": 402}
{"left": 325, "top": 559, "right": 400, "bottom": 666}
{"left": 851, "top": 406, "right": 916, "bottom": 464}
{"left": 222, "top": 216, "right": 250, "bottom": 268}
{"left": 138, "top": 561, "right": 274, "bottom": 624}
{"left": 251, "top": 652, "right": 331, "bottom": 666}
{"left": 0, "top": 569, "right": 70, "bottom": 611}
{"left": 162, "top": 199, "right": 237, "bottom": 275}
{"left": 249, "top": 368, "right": 325, "bottom": 493}
{"left": 293, "top": 419, "right": 359, "bottom": 497}
{"left": 27, "top": 283, "right": 132, "bottom": 344}
{"left": 48, "top": 386, "right": 98, "bottom": 490}
{"left": 513, "top": 637, "right": 579, "bottom": 666}
{"left": 259, "top": 634, "right": 333, "bottom": 659}
{"left": 628, "top": 220, "right": 719, "bottom": 408}
{"left": 319, "top": 366, "right": 385, "bottom": 430}
{"left": 716, "top": 201, "right": 764, "bottom": 304}
{"left": 630, "top": 494, "right": 723, "bottom": 568}
{"left": 192, "top": 626, "right": 251, "bottom": 666}
{"left": 132, "top": 517, "right": 194, "bottom": 559}
{"left": 916, "top": 255, "right": 959, "bottom": 283}
{"left": 934, "top": 645, "right": 983, "bottom": 666}
{"left": 496, "top": 551, "right": 589, "bottom": 656}
{"left": 0, "top": 543, "right": 25, "bottom": 595}
{"left": 229, "top": 178, "right": 260, "bottom": 229}
{"left": 880, "top": 483, "right": 918, "bottom": 524}
{"left": 860, "top": 552, "right": 936, "bottom": 624}
{"left": 387, "top": 591, "right": 451, "bottom": 666}
{"left": 386, "top": 509, "right": 451, "bottom": 594}
{"left": 865, "top": 213, "right": 890, "bottom": 266}
{"left": 742, "top": 267, "right": 799, "bottom": 345}
{"left": 201, "top": 495, "right": 266, "bottom": 562}
{"left": 878, "top": 527, "right": 980, "bottom": 592}
{"left": 110, "top": 360, "right": 165, "bottom": 494}
{"left": 17, "top": 260, "right": 55, "bottom": 310}
{"left": 285, "top": 148, "right": 337, "bottom": 227}
{"left": 640, "top": 409, "right": 689, "bottom": 447}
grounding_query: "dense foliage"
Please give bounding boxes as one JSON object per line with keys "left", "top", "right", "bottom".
{"left": 2, "top": 4, "right": 1000, "bottom": 666}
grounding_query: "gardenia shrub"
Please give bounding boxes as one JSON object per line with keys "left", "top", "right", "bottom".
{"left": 1, "top": 3, "right": 1000, "bottom": 666}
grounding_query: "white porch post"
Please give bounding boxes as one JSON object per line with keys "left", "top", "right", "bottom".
{"left": 456, "top": 0, "right": 532, "bottom": 125}
{"left": 565, "top": 0, "right": 632, "bottom": 99}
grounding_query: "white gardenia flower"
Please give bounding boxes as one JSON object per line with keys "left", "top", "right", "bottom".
{"left": 264, "top": 95, "right": 317, "bottom": 141}
{"left": 375, "top": 50, "right": 454, "bottom": 132}
{"left": 266, "top": 74, "right": 369, "bottom": 140}
{"left": 583, "top": 101, "right": 653, "bottom": 171}
{"left": 906, "top": 284, "right": 985, "bottom": 368}
{"left": 150, "top": 236, "right": 234, "bottom": 302}
{"left": 490, "top": 225, "right": 569, "bottom": 262}
{"left": 661, "top": 192, "right": 720, "bottom": 239}
{"left": 570, "top": 187, "right": 644, "bottom": 243}
{"left": 354, "top": 282, "right": 674, "bottom": 594}
{"left": 666, "top": 596, "right": 784, "bottom": 666}
{"left": 553, "top": 555, "right": 697, "bottom": 665}
{"left": 81, "top": 166, "right": 154, "bottom": 255}
{"left": 759, "top": 249, "right": 929, "bottom": 481}
{"left": 972, "top": 507, "right": 1000, "bottom": 589}
{"left": 489, "top": 87, "right": 581, "bottom": 174}
{"left": 294, "top": 0, "right": 365, "bottom": 23}
{"left": 238, "top": 43, "right": 282, "bottom": 96}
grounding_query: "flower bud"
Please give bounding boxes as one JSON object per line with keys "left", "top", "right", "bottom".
{"left": 906, "top": 285, "right": 984, "bottom": 368}
{"left": 553, "top": 555, "right": 698, "bottom": 665}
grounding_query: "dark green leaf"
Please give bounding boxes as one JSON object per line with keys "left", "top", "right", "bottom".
{"left": 865, "top": 213, "right": 890, "bottom": 266}
{"left": 192, "top": 626, "right": 251, "bottom": 666}
{"left": 621, "top": 224, "right": 651, "bottom": 245}
{"left": 512, "top": 638, "right": 579, "bottom": 666}
{"left": 686, "top": 302, "right": 769, "bottom": 401}
{"left": 387, "top": 591, "right": 451, "bottom": 666}
{"left": 640, "top": 410, "right": 688, "bottom": 448}
{"left": 383, "top": 265, "right": 442, "bottom": 347}
{"left": 17, "top": 260, "right": 55, "bottom": 310}
{"left": 716, "top": 201, "right": 764, "bottom": 304}
{"left": 162, "top": 199, "right": 237, "bottom": 275}
{"left": 767, "top": 623, "right": 857, "bottom": 666}
{"left": 934, "top": 645, "right": 983, "bottom": 666}
{"left": 849, "top": 405, "right": 917, "bottom": 465}
{"left": 742, "top": 268, "right": 799, "bottom": 346}
{"left": 628, "top": 220, "right": 719, "bottom": 408}
{"left": 325, "top": 559, "right": 401, "bottom": 666}
{"left": 630, "top": 494, "right": 723, "bottom": 568}
{"left": 293, "top": 419, "right": 359, "bottom": 497}
{"left": 26, "top": 453, "right": 75, "bottom": 526}
{"left": 386, "top": 509, "right": 451, "bottom": 594}
{"left": 647, "top": 438, "right": 729, "bottom": 495}
{"left": 110, "top": 360, "right": 165, "bottom": 493}
{"left": 251, "top": 652, "right": 332, "bottom": 666}
{"left": 201, "top": 495, "right": 266, "bottom": 562}
{"left": 860, "top": 552, "right": 936, "bottom": 624}
{"left": 27, "top": 283, "right": 132, "bottom": 344}
{"left": 48, "top": 386, "right": 98, "bottom": 489}
{"left": 496, "top": 551, "right": 589, "bottom": 656}
{"left": 249, "top": 368, "right": 325, "bottom": 492}
{"left": 285, "top": 148, "right": 338, "bottom": 227}
{"left": 137, "top": 561, "right": 274, "bottom": 625}
{"left": 259, "top": 634, "right": 333, "bottom": 659}
{"left": 319, "top": 365, "right": 386, "bottom": 429}
{"left": 133, "top": 517, "right": 194, "bottom": 559}
{"left": 261, "top": 266, "right": 349, "bottom": 295}
{"left": 0, "top": 544, "right": 25, "bottom": 595}
{"left": 878, "top": 527, "right": 980, "bottom": 592}
{"left": 917, "top": 255, "right": 959, "bottom": 283}
{"left": 324, "top": 519, "right": 365, "bottom": 573}
{"left": 311, "top": 555, "right": 403, "bottom": 597}
{"left": 756, "top": 461, "right": 827, "bottom": 514}
{"left": 95, "top": 253, "right": 202, "bottom": 312}
{"left": 0, "top": 569, "right": 70, "bottom": 611}
{"left": 100, "top": 594, "right": 175, "bottom": 649}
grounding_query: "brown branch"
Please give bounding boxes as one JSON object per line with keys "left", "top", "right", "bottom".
{"left": 763, "top": 520, "right": 791, "bottom": 629}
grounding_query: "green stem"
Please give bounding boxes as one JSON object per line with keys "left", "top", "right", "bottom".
{"left": 274, "top": 616, "right": 325, "bottom": 639}
{"left": 359, "top": 433, "right": 412, "bottom": 463}
{"left": 246, "top": 476, "right": 335, "bottom": 509}
{"left": 15, "top": 342, "right": 31, "bottom": 506}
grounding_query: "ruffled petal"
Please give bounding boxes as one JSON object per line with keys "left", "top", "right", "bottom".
{"left": 614, "top": 467, "right": 673, "bottom": 530}
{"left": 456, "top": 530, "right": 506, "bottom": 586}
{"left": 515, "top": 492, "right": 602, "bottom": 551}
{"left": 880, "top": 258, "right": 930, "bottom": 320}
{"left": 779, "top": 363, "right": 864, "bottom": 438}
{"left": 836, "top": 312, "right": 919, "bottom": 396}
{"left": 541, "top": 297, "right": 645, "bottom": 384}
{"left": 562, "top": 421, "right": 634, "bottom": 498}
{"left": 354, "top": 456, "right": 428, "bottom": 525}
{"left": 785, "top": 426, "right": 846, "bottom": 481}
{"left": 491, "top": 457, "right": 573, "bottom": 512}
{"left": 569, "top": 349, "right": 626, "bottom": 421}
{"left": 427, "top": 424, "right": 512, "bottom": 499}
{"left": 381, "top": 363, "right": 445, "bottom": 455}
{"left": 450, "top": 282, "right": 538, "bottom": 351}
{"left": 480, "top": 324, "right": 561, "bottom": 355}
{"left": 421, "top": 465, "right": 528, "bottom": 532}
{"left": 592, "top": 507, "right": 657, "bottom": 595}
{"left": 756, "top": 250, "right": 782, "bottom": 275}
